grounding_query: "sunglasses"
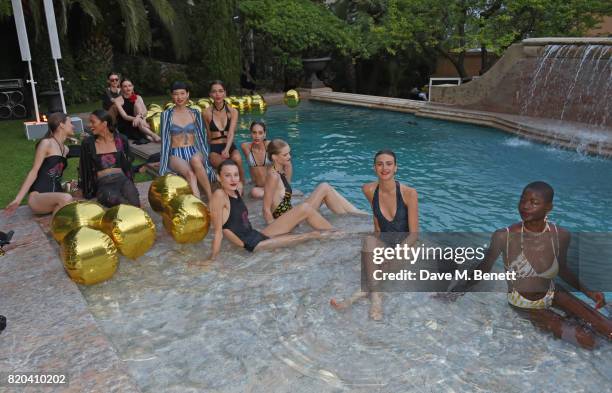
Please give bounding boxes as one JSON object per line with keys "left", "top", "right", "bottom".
{"left": 110, "top": 78, "right": 119, "bottom": 82}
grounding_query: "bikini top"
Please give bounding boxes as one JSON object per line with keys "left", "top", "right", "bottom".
{"left": 505, "top": 222, "right": 560, "bottom": 280}
{"left": 210, "top": 103, "right": 231, "bottom": 140}
{"left": 247, "top": 145, "right": 271, "bottom": 167}
{"left": 372, "top": 181, "right": 409, "bottom": 233}
{"left": 170, "top": 122, "right": 196, "bottom": 135}
{"left": 94, "top": 151, "right": 121, "bottom": 171}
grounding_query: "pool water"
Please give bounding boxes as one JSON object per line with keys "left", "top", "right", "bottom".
{"left": 238, "top": 101, "right": 612, "bottom": 233}
{"left": 80, "top": 102, "right": 612, "bottom": 392}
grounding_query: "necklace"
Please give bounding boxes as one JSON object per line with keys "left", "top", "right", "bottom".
{"left": 213, "top": 102, "right": 225, "bottom": 111}
{"left": 51, "top": 136, "right": 64, "bottom": 156}
{"left": 522, "top": 221, "right": 550, "bottom": 236}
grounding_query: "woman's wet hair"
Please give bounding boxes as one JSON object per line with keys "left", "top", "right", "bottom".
{"left": 523, "top": 181, "right": 554, "bottom": 203}
{"left": 107, "top": 71, "right": 120, "bottom": 79}
{"left": 170, "top": 81, "right": 189, "bottom": 93}
{"left": 36, "top": 112, "right": 69, "bottom": 148}
{"left": 91, "top": 109, "right": 116, "bottom": 133}
{"left": 267, "top": 139, "right": 288, "bottom": 161}
{"left": 374, "top": 150, "right": 397, "bottom": 164}
{"left": 209, "top": 79, "right": 226, "bottom": 92}
{"left": 250, "top": 120, "right": 267, "bottom": 133}
{"left": 217, "top": 159, "right": 239, "bottom": 175}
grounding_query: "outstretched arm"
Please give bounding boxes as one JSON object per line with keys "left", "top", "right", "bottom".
{"left": 263, "top": 169, "right": 278, "bottom": 224}
{"left": 557, "top": 230, "right": 606, "bottom": 308}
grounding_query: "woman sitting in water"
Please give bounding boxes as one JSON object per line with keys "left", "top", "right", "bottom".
{"left": 199, "top": 159, "right": 340, "bottom": 263}
{"left": 331, "top": 150, "right": 419, "bottom": 320}
{"left": 203, "top": 80, "right": 245, "bottom": 184}
{"left": 474, "top": 181, "right": 611, "bottom": 348}
{"left": 5, "top": 113, "right": 75, "bottom": 215}
{"left": 79, "top": 110, "right": 140, "bottom": 207}
{"left": 240, "top": 121, "right": 290, "bottom": 199}
{"left": 159, "top": 81, "right": 214, "bottom": 201}
{"left": 262, "top": 139, "right": 365, "bottom": 224}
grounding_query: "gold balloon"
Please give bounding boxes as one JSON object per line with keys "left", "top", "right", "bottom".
{"left": 162, "top": 194, "right": 210, "bottom": 243}
{"left": 147, "top": 112, "right": 161, "bottom": 135}
{"left": 164, "top": 101, "right": 175, "bottom": 110}
{"left": 148, "top": 104, "right": 163, "bottom": 114}
{"left": 51, "top": 201, "right": 105, "bottom": 243}
{"left": 187, "top": 100, "right": 202, "bottom": 112}
{"left": 197, "top": 98, "right": 211, "bottom": 111}
{"left": 284, "top": 89, "right": 300, "bottom": 108}
{"left": 223, "top": 97, "right": 232, "bottom": 106}
{"left": 101, "top": 204, "right": 156, "bottom": 259}
{"left": 251, "top": 95, "right": 267, "bottom": 114}
{"left": 148, "top": 174, "right": 193, "bottom": 213}
{"left": 61, "top": 226, "right": 118, "bottom": 285}
{"left": 242, "top": 96, "right": 253, "bottom": 112}
{"left": 230, "top": 97, "right": 247, "bottom": 113}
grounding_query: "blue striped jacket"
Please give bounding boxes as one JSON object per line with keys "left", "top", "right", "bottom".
{"left": 158, "top": 107, "right": 216, "bottom": 182}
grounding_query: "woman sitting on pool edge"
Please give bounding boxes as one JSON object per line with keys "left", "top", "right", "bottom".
{"left": 240, "top": 121, "right": 291, "bottom": 199}
{"left": 159, "top": 81, "right": 215, "bottom": 201}
{"left": 5, "top": 112, "right": 75, "bottom": 216}
{"left": 80, "top": 110, "right": 140, "bottom": 207}
{"left": 469, "top": 181, "right": 611, "bottom": 348}
{"left": 331, "top": 150, "right": 419, "bottom": 320}
{"left": 198, "top": 159, "right": 342, "bottom": 263}
{"left": 263, "top": 139, "right": 366, "bottom": 224}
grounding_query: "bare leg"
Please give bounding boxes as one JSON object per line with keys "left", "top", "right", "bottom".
{"left": 138, "top": 123, "right": 161, "bottom": 142}
{"left": 305, "top": 182, "right": 367, "bottom": 215}
{"left": 250, "top": 186, "right": 264, "bottom": 199}
{"left": 190, "top": 154, "right": 213, "bottom": 201}
{"left": 523, "top": 308, "right": 596, "bottom": 349}
{"left": 209, "top": 150, "right": 224, "bottom": 169}
{"left": 255, "top": 231, "right": 322, "bottom": 251}
{"left": 28, "top": 192, "right": 73, "bottom": 215}
{"left": 553, "top": 287, "right": 612, "bottom": 339}
{"left": 261, "top": 203, "right": 332, "bottom": 237}
{"left": 169, "top": 156, "right": 200, "bottom": 198}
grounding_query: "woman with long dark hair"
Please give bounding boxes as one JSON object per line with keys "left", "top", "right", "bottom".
{"left": 5, "top": 113, "right": 74, "bottom": 215}
{"left": 79, "top": 109, "right": 140, "bottom": 207}
{"left": 240, "top": 121, "right": 289, "bottom": 199}
{"left": 203, "top": 80, "right": 245, "bottom": 183}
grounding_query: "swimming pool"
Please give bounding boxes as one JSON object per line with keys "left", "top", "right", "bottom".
{"left": 80, "top": 101, "right": 611, "bottom": 392}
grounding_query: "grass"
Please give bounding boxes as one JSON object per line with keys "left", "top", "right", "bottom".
{"left": 0, "top": 95, "right": 165, "bottom": 208}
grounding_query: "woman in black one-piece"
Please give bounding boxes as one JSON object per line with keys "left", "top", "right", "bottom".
{"left": 331, "top": 150, "right": 419, "bottom": 320}
{"left": 5, "top": 113, "right": 75, "bottom": 215}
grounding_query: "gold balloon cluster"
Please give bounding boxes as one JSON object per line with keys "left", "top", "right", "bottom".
{"left": 148, "top": 174, "right": 211, "bottom": 243}
{"left": 147, "top": 93, "right": 270, "bottom": 135}
{"left": 51, "top": 201, "right": 157, "bottom": 285}
{"left": 284, "top": 89, "right": 300, "bottom": 108}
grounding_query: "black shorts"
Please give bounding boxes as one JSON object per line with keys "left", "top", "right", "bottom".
{"left": 210, "top": 143, "right": 237, "bottom": 155}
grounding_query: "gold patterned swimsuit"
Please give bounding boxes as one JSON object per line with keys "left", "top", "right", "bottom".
{"left": 272, "top": 169, "right": 292, "bottom": 219}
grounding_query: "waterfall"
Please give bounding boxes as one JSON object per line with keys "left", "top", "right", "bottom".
{"left": 520, "top": 44, "right": 612, "bottom": 127}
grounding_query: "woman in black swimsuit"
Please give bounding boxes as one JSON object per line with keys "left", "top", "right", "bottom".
{"left": 79, "top": 110, "right": 140, "bottom": 207}
{"left": 203, "top": 80, "right": 245, "bottom": 184}
{"left": 5, "top": 113, "right": 74, "bottom": 215}
{"left": 198, "top": 159, "right": 342, "bottom": 264}
{"left": 331, "top": 150, "right": 419, "bottom": 320}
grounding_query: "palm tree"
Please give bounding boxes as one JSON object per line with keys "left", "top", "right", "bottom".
{"left": 18, "top": 0, "right": 188, "bottom": 59}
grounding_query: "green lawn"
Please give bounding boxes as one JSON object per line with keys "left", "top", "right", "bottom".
{"left": 0, "top": 96, "right": 166, "bottom": 208}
